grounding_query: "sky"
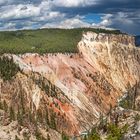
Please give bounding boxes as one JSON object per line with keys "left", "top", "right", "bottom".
{"left": 0, "top": 0, "right": 140, "bottom": 35}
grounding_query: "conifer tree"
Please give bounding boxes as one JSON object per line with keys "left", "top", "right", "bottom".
{"left": 9, "top": 106, "right": 15, "bottom": 121}
{"left": 3, "top": 100, "right": 8, "bottom": 112}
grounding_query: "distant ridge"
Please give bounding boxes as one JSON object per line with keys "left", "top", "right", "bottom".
{"left": 0, "top": 28, "right": 122, "bottom": 54}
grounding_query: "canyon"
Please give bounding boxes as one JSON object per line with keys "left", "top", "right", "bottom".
{"left": 0, "top": 32, "right": 140, "bottom": 140}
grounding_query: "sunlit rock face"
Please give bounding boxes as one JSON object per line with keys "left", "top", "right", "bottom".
{"left": 11, "top": 53, "right": 118, "bottom": 134}
{"left": 78, "top": 32, "right": 140, "bottom": 92}
{"left": 1, "top": 32, "right": 140, "bottom": 138}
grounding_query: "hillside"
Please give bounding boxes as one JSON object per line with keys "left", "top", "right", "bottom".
{"left": 0, "top": 28, "right": 122, "bottom": 54}
{"left": 0, "top": 31, "right": 140, "bottom": 140}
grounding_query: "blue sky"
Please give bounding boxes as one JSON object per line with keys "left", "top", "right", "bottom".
{"left": 83, "top": 14, "right": 101, "bottom": 24}
{"left": 0, "top": 0, "right": 140, "bottom": 35}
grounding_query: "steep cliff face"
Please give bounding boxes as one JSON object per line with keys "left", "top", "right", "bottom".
{"left": 78, "top": 32, "right": 140, "bottom": 92}
{"left": 0, "top": 32, "right": 140, "bottom": 139}
{"left": 10, "top": 53, "right": 118, "bottom": 134}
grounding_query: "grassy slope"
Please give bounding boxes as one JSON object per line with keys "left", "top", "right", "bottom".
{"left": 0, "top": 28, "right": 122, "bottom": 54}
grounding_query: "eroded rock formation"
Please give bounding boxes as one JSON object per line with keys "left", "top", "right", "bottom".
{"left": 0, "top": 32, "right": 140, "bottom": 139}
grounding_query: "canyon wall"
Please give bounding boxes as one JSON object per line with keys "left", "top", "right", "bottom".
{"left": 78, "top": 32, "right": 140, "bottom": 92}
{"left": 0, "top": 32, "right": 140, "bottom": 139}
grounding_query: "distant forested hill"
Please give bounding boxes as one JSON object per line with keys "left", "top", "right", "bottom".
{"left": 0, "top": 28, "right": 122, "bottom": 54}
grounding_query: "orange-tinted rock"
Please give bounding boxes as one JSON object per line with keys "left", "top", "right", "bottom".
{"left": 1, "top": 32, "right": 140, "bottom": 137}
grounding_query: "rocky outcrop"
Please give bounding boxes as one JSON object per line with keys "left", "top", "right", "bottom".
{"left": 78, "top": 32, "right": 140, "bottom": 92}
{"left": 0, "top": 32, "right": 140, "bottom": 139}
{"left": 81, "top": 32, "right": 135, "bottom": 46}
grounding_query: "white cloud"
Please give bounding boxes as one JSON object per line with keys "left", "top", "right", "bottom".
{"left": 0, "top": 0, "right": 139, "bottom": 34}
{"left": 41, "top": 14, "right": 114, "bottom": 30}
{"left": 0, "top": 4, "right": 40, "bottom": 20}
{"left": 112, "top": 12, "right": 134, "bottom": 25}
{"left": 36, "top": 11, "right": 65, "bottom": 22}
{"left": 0, "top": 0, "right": 113, "bottom": 31}
{"left": 90, "top": 14, "right": 112, "bottom": 29}
{"left": 54, "top": 0, "right": 99, "bottom": 7}
{"left": 0, "top": 1, "right": 65, "bottom": 22}
{"left": 41, "top": 16, "right": 91, "bottom": 28}
{"left": 0, "top": 22, "right": 16, "bottom": 31}
{"left": 99, "top": 14, "right": 112, "bottom": 26}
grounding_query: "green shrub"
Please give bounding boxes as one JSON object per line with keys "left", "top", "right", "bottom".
{"left": 106, "top": 123, "right": 128, "bottom": 140}
{"left": 88, "top": 128, "right": 101, "bottom": 140}
{"left": 134, "top": 114, "right": 140, "bottom": 121}
{"left": 119, "top": 95, "right": 133, "bottom": 109}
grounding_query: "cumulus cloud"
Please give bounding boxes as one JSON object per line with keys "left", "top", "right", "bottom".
{"left": 42, "top": 16, "right": 91, "bottom": 28}
{"left": 91, "top": 14, "right": 112, "bottom": 28}
{"left": 0, "top": 4, "right": 40, "bottom": 20}
{"left": 41, "top": 15, "right": 115, "bottom": 31}
{"left": 0, "top": 0, "right": 139, "bottom": 34}
{"left": 105, "top": 11, "right": 140, "bottom": 34}
{"left": 54, "top": 0, "right": 99, "bottom": 7}
{"left": 0, "top": 22, "right": 16, "bottom": 31}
